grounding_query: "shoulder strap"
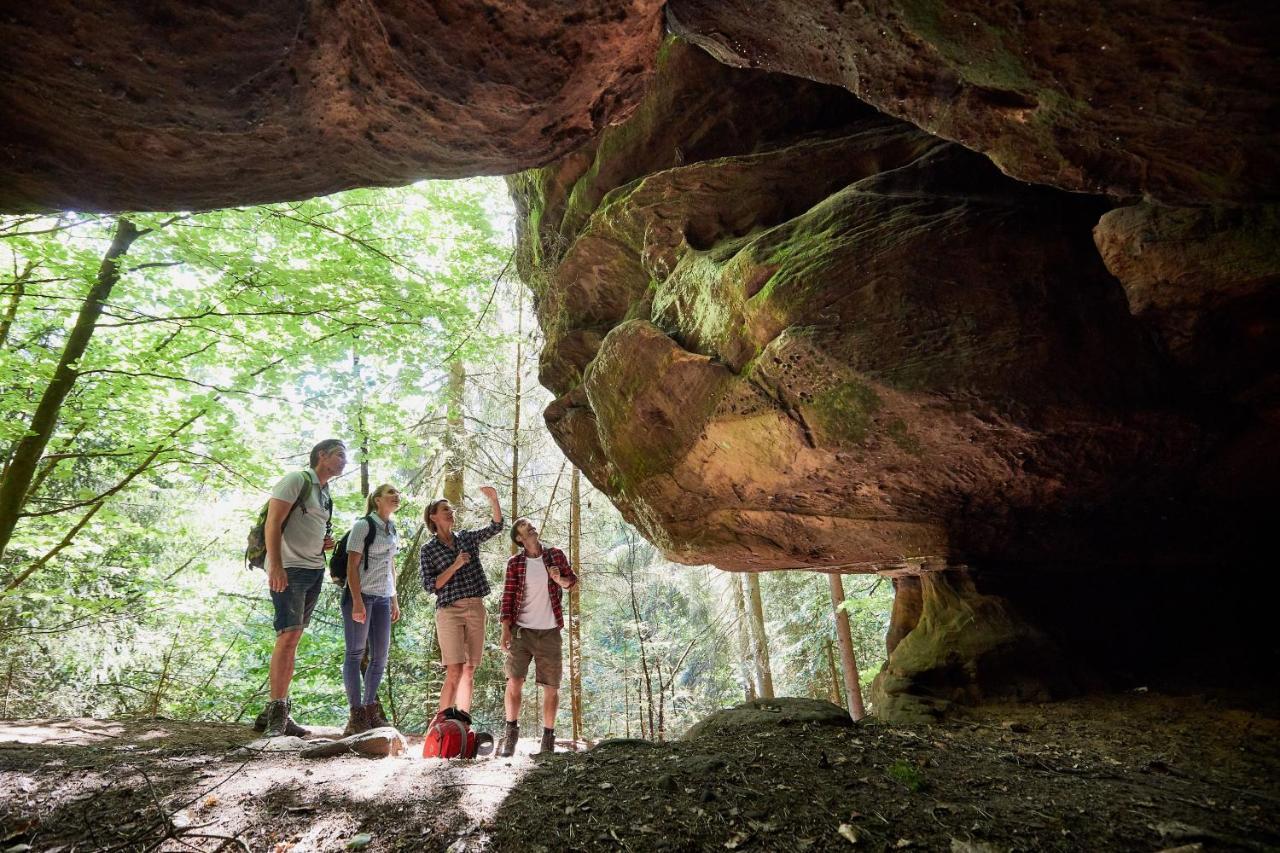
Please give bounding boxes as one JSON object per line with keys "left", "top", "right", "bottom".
{"left": 278, "top": 473, "right": 311, "bottom": 535}
{"left": 359, "top": 513, "right": 377, "bottom": 571}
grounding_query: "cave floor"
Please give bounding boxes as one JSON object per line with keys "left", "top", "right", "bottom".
{"left": 1, "top": 691, "right": 1276, "bottom": 852}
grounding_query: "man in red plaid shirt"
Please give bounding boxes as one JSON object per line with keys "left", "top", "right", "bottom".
{"left": 498, "top": 517, "right": 578, "bottom": 756}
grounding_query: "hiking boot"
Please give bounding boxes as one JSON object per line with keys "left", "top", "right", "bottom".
{"left": 262, "top": 699, "right": 289, "bottom": 738}
{"left": 283, "top": 698, "right": 310, "bottom": 737}
{"left": 498, "top": 721, "right": 518, "bottom": 757}
{"left": 343, "top": 705, "right": 371, "bottom": 737}
{"left": 538, "top": 729, "right": 556, "bottom": 755}
{"left": 365, "top": 700, "right": 390, "bottom": 729}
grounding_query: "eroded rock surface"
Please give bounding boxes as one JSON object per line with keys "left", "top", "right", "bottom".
{"left": 0, "top": 0, "right": 663, "bottom": 211}
{"left": 513, "top": 38, "right": 1274, "bottom": 714}
{"left": 513, "top": 39, "right": 1228, "bottom": 574}
{"left": 1094, "top": 203, "right": 1280, "bottom": 407}
{"left": 6, "top": 2, "right": 1273, "bottom": 213}
{"left": 870, "top": 570, "right": 1073, "bottom": 722}
{"left": 667, "top": 0, "right": 1280, "bottom": 204}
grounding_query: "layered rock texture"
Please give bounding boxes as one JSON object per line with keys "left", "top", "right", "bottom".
{"left": 4, "top": 3, "right": 1275, "bottom": 716}
{"left": 512, "top": 39, "right": 1276, "bottom": 715}
{"left": 0, "top": 0, "right": 664, "bottom": 211}
{"left": 667, "top": 0, "right": 1279, "bottom": 205}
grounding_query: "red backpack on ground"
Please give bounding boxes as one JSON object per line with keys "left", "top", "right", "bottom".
{"left": 423, "top": 707, "right": 493, "bottom": 759}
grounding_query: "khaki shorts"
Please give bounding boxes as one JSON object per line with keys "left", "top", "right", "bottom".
{"left": 504, "top": 626, "right": 563, "bottom": 688}
{"left": 436, "top": 597, "right": 487, "bottom": 666}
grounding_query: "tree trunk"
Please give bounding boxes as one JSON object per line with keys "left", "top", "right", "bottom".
{"left": 509, "top": 291, "right": 523, "bottom": 554}
{"left": 655, "top": 659, "right": 665, "bottom": 742}
{"left": 628, "top": 568, "right": 656, "bottom": 738}
{"left": 0, "top": 259, "right": 33, "bottom": 350}
{"left": 828, "top": 573, "right": 866, "bottom": 720}
{"left": 745, "top": 572, "right": 774, "bottom": 699}
{"left": 732, "top": 573, "right": 758, "bottom": 701}
{"left": 443, "top": 359, "right": 465, "bottom": 505}
{"left": 568, "top": 467, "right": 583, "bottom": 742}
{"left": 353, "top": 347, "right": 369, "bottom": 498}
{"left": 825, "top": 639, "right": 843, "bottom": 705}
{"left": 0, "top": 216, "right": 141, "bottom": 561}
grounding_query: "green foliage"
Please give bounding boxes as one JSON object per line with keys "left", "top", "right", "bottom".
{"left": 0, "top": 181, "right": 897, "bottom": 738}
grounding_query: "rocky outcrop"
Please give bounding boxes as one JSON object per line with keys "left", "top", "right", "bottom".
{"left": 5, "top": 3, "right": 1274, "bottom": 213}
{"left": 667, "top": 0, "right": 1280, "bottom": 205}
{"left": 0, "top": 0, "right": 663, "bottom": 211}
{"left": 870, "top": 570, "right": 1074, "bottom": 722}
{"left": 3, "top": 4, "right": 1273, "bottom": 715}
{"left": 514, "top": 39, "right": 1229, "bottom": 573}
{"left": 1094, "top": 203, "right": 1280, "bottom": 407}
{"left": 513, "top": 38, "right": 1274, "bottom": 715}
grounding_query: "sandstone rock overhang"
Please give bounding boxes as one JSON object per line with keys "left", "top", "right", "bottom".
{"left": 3, "top": 2, "right": 1275, "bottom": 212}
{"left": 0, "top": 0, "right": 664, "bottom": 211}
{"left": 667, "top": 0, "right": 1280, "bottom": 206}
{"left": 510, "top": 35, "right": 1277, "bottom": 711}
{"left": 510, "top": 37, "right": 1276, "bottom": 574}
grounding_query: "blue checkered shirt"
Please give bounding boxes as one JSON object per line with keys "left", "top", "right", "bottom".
{"left": 419, "top": 518, "right": 505, "bottom": 609}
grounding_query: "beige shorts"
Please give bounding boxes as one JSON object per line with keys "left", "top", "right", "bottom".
{"left": 504, "top": 626, "right": 563, "bottom": 688}
{"left": 436, "top": 597, "right": 487, "bottom": 666}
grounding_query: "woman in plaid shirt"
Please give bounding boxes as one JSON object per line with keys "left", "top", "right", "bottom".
{"left": 419, "top": 485, "right": 504, "bottom": 715}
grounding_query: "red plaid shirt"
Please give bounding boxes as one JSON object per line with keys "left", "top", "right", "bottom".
{"left": 500, "top": 546, "right": 577, "bottom": 629}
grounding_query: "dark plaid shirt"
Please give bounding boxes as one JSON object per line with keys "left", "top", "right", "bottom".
{"left": 419, "top": 518, "right": 505, "bottom": 609}
{"left": 500, "top": 546, "right": 577, "bottom": 629}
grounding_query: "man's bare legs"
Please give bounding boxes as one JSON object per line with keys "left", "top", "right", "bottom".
{"left": 541, "top": 685, "right": 559, "bottom": 730}
{"left": 269, "top": 629, "right": 303, "bottom": 700}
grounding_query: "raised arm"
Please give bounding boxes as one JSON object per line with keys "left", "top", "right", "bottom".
{"left": 470, "top": 484, "right": 505, "bottom": 542}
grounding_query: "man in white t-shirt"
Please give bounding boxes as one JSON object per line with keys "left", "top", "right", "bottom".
{"left": 497, "top": 517, "right": 578, "bottom": 756}
{"left": 260, "top": 439, "right": 345, "bottom": 737}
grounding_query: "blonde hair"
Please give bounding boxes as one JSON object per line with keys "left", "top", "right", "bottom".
{"left": 366, "top": 483, "right": 398, "bottom": 515}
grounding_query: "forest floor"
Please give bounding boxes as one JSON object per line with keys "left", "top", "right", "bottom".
{"left": 1, "top": 690, "right": 1276, "bottom": 852}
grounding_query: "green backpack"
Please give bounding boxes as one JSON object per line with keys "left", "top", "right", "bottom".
{"left": 244, "top": 474, "right": 328, "bottom": 570}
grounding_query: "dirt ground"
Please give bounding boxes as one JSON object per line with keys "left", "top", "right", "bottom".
{"left": 1, "top": 690, "right": 1276, "bottom": 852}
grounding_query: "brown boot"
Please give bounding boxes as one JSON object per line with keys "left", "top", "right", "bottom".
{"left": 283, "top": 698, "right": 310, "bottom": 737}
{"left": 343, "top": 705, "right": 371, "bottom": 737}
{"left": 364, "top": 701, "right": 390, "bottom": 729}
{"left": 538, "top": 729, "right": 556, "bottom": 755}
{"left": 498, "top": 721, "right": 518, "bottom": 757}
{"left": 262, "top": 699, "right": 289, "bottom": 738}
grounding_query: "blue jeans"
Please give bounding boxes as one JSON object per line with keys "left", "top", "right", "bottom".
{"left": 341, "top": 589, "right": 392, "bottom": 708}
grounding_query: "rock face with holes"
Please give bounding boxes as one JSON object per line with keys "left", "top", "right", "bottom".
{"left": 666, "top": 0, "right": 1279, "bottom": 205}
{"left": 512, "top": 38, "right": 1275, "bottom": 716}
{"left": 0, "top": 0, "right": 664, "bottom": 211}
